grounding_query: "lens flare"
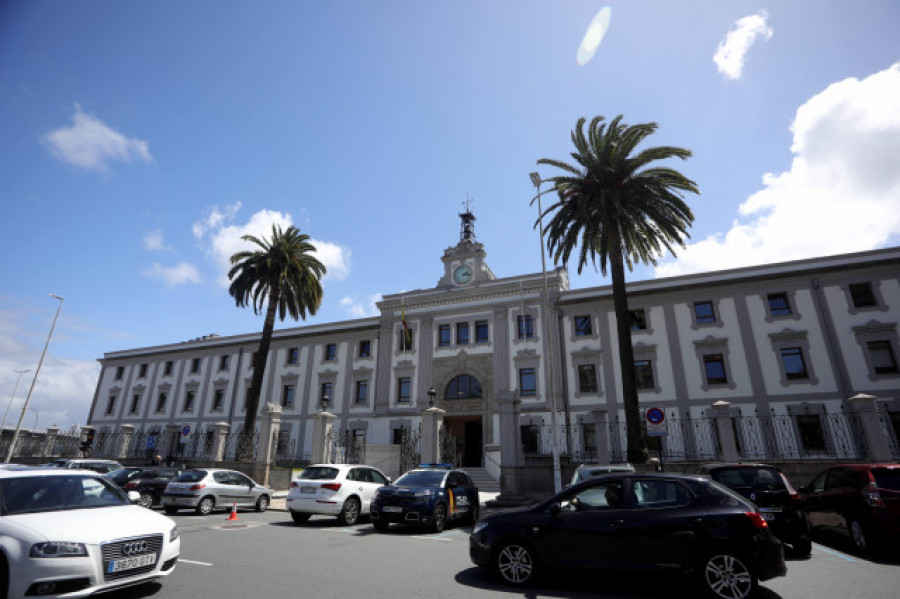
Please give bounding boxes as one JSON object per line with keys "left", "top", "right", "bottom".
{"left": 576, "top": 6, "right": 611, "bottom": 66}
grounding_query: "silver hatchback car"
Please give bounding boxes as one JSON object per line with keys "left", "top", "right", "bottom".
{"left": 161, "top": 468, "right": 272, "bottom": 516}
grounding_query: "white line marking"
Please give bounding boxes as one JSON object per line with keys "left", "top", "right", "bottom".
{"left": 812, "top": 543, "right": 856, "bottom": 562}
{"left": 179, "top": 559, "right": 214, "bottom": 566}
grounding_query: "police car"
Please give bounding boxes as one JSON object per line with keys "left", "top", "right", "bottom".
{"left": 370, "top": 464, "right": 479, "bottom": 533}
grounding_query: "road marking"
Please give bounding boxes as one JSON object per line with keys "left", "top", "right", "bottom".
{"left": 179, "top": 559, "right": 214, "bottom": 566}
{"left": 813, "top": 543, "right": 856, "bottom": 562}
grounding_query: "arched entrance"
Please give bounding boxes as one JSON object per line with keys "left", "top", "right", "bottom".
{"left": 443, "top": 374, "right": 484, "bottom": 468}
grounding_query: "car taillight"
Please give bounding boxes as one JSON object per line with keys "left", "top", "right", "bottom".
{"left": 746, "top": 512, "right": 769, "bottom": 529}
{"left": 780, "top": 473, "right": 799, "bottom": 500}
{"left": 189, "top": 483, "right": 207, "bottom": 491}
{"left": 862, "top": 482, "right": 885, "bottom": 508}
{"left": 124, "top": 481, "right": 140, "bottom": 489}
{"left": 290, "top": 481, "right": 298, "bottom": 488}
{"left": 322, "top": 483, "right": 342, "bottom": 492}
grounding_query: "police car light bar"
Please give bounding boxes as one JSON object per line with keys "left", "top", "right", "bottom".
{"left": 418, "top": 463, "right": 453, "bottom": 469}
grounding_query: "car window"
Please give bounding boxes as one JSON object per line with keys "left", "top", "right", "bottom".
{"left": 710, "top": 467, "right": 785, "bottom": 492}
{"left": 395, "top": 470, "right": 446, "bottom": 487}
{"left": 808, "top": 471, "right": 827, "bottom": 493}
{"left": 230, "top": 472, "right": 253, "bottom": 486}
{"left": 632, "top": 479, "right": 690, "bottom": 508}
{"left": 0, "top": 475, "right": 127, "bottom": 515}
{"left": 871, "top": 468, "right": 900, "bottom": 490}
{"left": 213, "top": 471, "right": 231, "bottom": 484}
{"left": 347, "top": 468, "right": 360, "bottom": 482}
{"left": 562, "top": 479, "right": 624, "bottom": 511}
{"left": 356, "top": 469, "right": 374, "bottom": 483}
{"left": 175, "top": 470, "right": 207, "bottom": 483}
{"left": 688, "top": 480, "right": 747, "bottom": 508}
{"left": 370, "top": 469, "right": 388, "bottom": 485}
{"left": 299, "top": 467, "right": 340, "bottom": 480}
{"left": 826, "top": 468, "right": 856, "bottom": 490}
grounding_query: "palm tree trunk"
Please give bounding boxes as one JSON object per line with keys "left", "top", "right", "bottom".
{"left": 608, "top": 230, "right": 648, "bottom": 464}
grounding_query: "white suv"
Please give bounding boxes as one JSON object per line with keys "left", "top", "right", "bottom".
{"left": 287, "top": 464, "right": 391, "bottom": 525}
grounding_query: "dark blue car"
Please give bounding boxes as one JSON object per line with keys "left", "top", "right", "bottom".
{"left": 370, "top": 464, "right": 479, "bottom": 532}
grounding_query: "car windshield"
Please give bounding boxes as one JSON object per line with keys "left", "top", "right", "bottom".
{"left": 0, "top": 475, "right": 129, "bottom": 515}
{"left": 710, "top": 467, "right": 785, "bottom": 491}
{"left": 394, "top": 470, "right": 446, "bottom": 487}
{"left": 872, "top": 468, "right": 900, "bottom": 490}
{"left": 173, "top": 470, "right": 208, "bottom": 483}
{"left": 107, "top": 468, "right": 142, "bottom": 481}
{"left": 299, "top": 467, "right": 340, "bottom": 480}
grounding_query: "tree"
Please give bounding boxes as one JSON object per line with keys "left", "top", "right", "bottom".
{"left": 228, "top": 224, "right": 326, "bottom": 458}
{"left": 537, "top": 115, "right": 699, "bottom": 463}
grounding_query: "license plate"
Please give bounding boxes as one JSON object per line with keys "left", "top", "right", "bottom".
{"left": 301, "top": 486, "right": 317, "bottom": 494}
{"left": 382, "top": 506, "right": 403, "bottom": 513}
{"left": 761, "top": 512, "right": 775, "bottom": 521}
{"left": 108, "top": 553, "right": 156, "bottom": 573}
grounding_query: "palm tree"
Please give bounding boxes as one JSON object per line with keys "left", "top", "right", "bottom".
{"left": 228, "top": 224, "right": 326, "bottom": 458}
{"left": 537, "top": 115, "right": 699, "bottom": 464}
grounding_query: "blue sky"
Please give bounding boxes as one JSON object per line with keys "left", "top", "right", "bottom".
{"left": 2, "top": 1, "right": 899, "bottom": 432}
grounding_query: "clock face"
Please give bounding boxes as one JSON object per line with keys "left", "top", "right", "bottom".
{"left": 453, "top": 265, "right": 473, "bottom": 285}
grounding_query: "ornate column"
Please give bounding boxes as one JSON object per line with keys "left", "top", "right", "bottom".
{"left": 849, "top": 394, "right": 892, "bottom": 462}
{"left": 310, "top": 409, "right": 338, "bottom": 464}
{"left": 711, "top": 401, "right": 740, "bottom": 462}
{"left": 420, "top": 405, "right": 446, "bottom": 464}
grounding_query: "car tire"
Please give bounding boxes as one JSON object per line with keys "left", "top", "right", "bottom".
{"left": 430, "top": 503, "right": 447, "bottom": 533}
{"left": 164, "top": 506, "right": 179, "bottom": 515}
{"left": 464, "top": 502, "right": 480, "bottom": 526}
{"left": 196, "top": 496, "right": 215, "bottom": 516}
{"left": 338, "top": 497, "right": 360, "bottom": 526}
{"left": 291, "top": 511, "right": 311, "bottom": 524}
{"left": 138, "top": 492, "right": 155, "bottom": 509}
{"left": 1, "top": 552, "right": 9, "bottom": 599}
{"left": 698, "top": 550, "right": 757, "bottom": 599}
{"left": 848, "top": 518, "right": 870, "bottom": 554}
{"left": 791, "top": 538, "right": 812, "bottom": 557}
{"left": 372, "top": 517, "right": 390, "bottom": 532}
{"left": 494, "top": 540, "right": 538, "bottom": 586}
{"left": 255, "top": 495, "right": 269, "bottom": 512}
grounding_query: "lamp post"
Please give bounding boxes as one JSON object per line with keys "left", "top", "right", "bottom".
{"left": 427, "top": 387, "right": 436, "bottom": 407}
{"left": 529, "top": 173, "right": 562, "bottom": 493}
{"left": 27, "top": 408, "right": 38, "bottom": 432}
{"left": 321, "top": 395, "right": 330, "bottom": 412}
{"left": 4, "top": 294, "right": 63, "bottom": 463}
{"left": 1, "top": 369, "right": 30, "bottom": 434}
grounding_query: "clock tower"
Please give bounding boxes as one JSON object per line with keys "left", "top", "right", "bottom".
{"left": 437, "top": 204, "right": 496, "bottom": 288}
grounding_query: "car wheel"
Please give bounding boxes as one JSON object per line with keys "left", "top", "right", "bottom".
{"left": 430, "top": 503, "right": 447, "bottom": 533}
{"left": 372, "top": 517, "right": 390, "bottom": 532}
{"left": 138, "top": 492, "right": 155, "bottom": 509}
{"left": 255, "top": 495, "right": 269, "bottom": 512}
{"left": 291, "top": 511, "right": 311, "bottom": 524}
{"left": 699, "top": 551, "right": 757, "bottom": 599}
{"left": 465, "top": 502, "right": 480, "bottom": 526}
{"left": 495, "top": 540, "right": 538, "bottom": 586}
{"left": 848, "top": 519, "right": 869, "bottom": 554}
{"left": 164, "top": 506, "right": 179, "bottom": 515}
{"left": 1, "top": 552, "right": 9, "bottom": 599}
{"left": 196, "top": 496, "right": 215, "bottom": 516}
{"left": 791, "top": 538, "right": 812, "bottom": 557}
{"left": 338, "top": 497, "right": 361, "bottom": 525}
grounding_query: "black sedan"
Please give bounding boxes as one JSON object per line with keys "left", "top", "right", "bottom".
{"left": 106, "top": 466, "right": 183, "bottom": 508}
{"left": 470, "top": 473, "right": 786, "bottom": 599}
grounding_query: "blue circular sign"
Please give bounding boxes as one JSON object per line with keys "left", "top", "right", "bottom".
{"left": 182, "top": 425, "right": 191, "bottom": 436}
{"left": 646, "top": 408, "right": 665, "bottom": 425}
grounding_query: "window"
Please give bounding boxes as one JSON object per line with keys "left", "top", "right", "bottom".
{"left": 635, "top": 360, "right": 655, "bottom": 389}
{"left": 457, "top": 322, "right": 470, "bottom": 345}
{"left": 282, "top": 385, "right": 295, "bottom": 408}
{"left": 574, "top": 315, "right": 592, "bottom": 336}
{"left": 399, "top": 327, "right": 414, "bottom": 351}
{"left": 183, "top": 390, "right": 195, "bottom": 412}
{"left": 219, "top": 355, "right": 230, "bottom": 370}
{"left": 767, "top": 293, "right": 792, "bottom": 316}
{"left": 796, "top": 414, "right": 827, "bottom": 452}
{"left": 115, "top": 366, "right": 124, "bottom": 380}
{"left": 519, "top": 368, "right": 536, "bottom": 396}
{"left": 156, "top": 392, "right": 167, "bottom": 412}
{"left": 694, "top": 301, "right": 716, "bottom": 324}
{"left": 703, "top": 354, "right": 728, "bottom": 385}
{"left": 138, "top": 364, "right": 148, "bottom": 378}
{"left": 849, "top": 282, "right": 877, "bottom": 308}
{"left": 438, "top": 325, "right": 451, "bottom": 347}
{"left": 325, "top": 343, "right": 337, "bottom": 361}
{"left": 475, "top": 320, "right": 489, "bottom": 343}
{"left": 630, "top": 309, "right": 647, "bottom": 331}
{"left": 164, "top": 361, "right": 173, "bottom": 376}
{"left": 446, "top": 375, "right": 483, "bottom": 399}
{"left": 521, "top": 425, "right": 539, "bottom": 453}
{"left": 355, "top": 380, "right": 368, "bottom": 404}
{"left": 780, "top": 347, "right": 809, "bottom": 380}
{"left": 130, "top": 394, "right": 141, "bottom": 413}
{"left": 213, "top": 389, "right": 225, "bottom": 411}
{"left": 191, "top": 358, "right": 201, "bottom": 374}
{"left": 397, "top": 377, "right": 411, "bottom": 403}
{"left": 359, "top": 340, "right": 371, "bottom": 358}
{"left": 578, "top": 364, "right": 597, "bottom": 393}
{"left": 106, "top": 395, "right": 116, "bottom": 414}
{"left": 868, "top": 341, "right": 898, "bottom": 374}
{"left": 517, "top": 315, "right": 534, "bottom": 339}
{"left": 287, "top": 347, "right": 299, "bottom": 365}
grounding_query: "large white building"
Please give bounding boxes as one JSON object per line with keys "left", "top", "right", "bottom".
{"left": 88, "top": 211, "right": 900, "bottom": 476}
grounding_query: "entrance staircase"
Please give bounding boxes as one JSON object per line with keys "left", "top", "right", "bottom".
{"left": 465, "top": 466, "right": 500, "bottom": 493}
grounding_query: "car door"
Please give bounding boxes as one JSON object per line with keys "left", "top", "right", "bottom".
{"left": 229, "top": 471, "right": 257, "bottom": 506}
{"left": 446, "top": 472, "right": 478, "bottom": 521}
{"left": 623, "top": 478, "right": 699, "bottom": 572}
{"left": 358, "top": 468, "right": 388, "bottom": 513}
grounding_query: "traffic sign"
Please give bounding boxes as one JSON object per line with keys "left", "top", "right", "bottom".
{"left": 179, "top": 425, "right": 191, "bottom": 444}
{"left": 645, "top": 407, "right": 668, "bottom": 437}
{"left": 146, "top": 435, "right": 157, "bottom": 450}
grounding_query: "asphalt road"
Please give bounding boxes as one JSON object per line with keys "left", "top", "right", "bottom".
{"left": 102, "top": 506, "right": 899, "bottom": 599}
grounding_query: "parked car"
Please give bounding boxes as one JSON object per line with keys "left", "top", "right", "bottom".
{"left": 106, "top": 467, "right": 184, "bottom": 509}
{"left": 370, "top": 464, "right": 479, "bottom": 533}
{"left": 470, "top": 472, "right": 786, "bottom": 598}
{"left": 43, "top": 459, "right": 124, "bottom": 474}
{"left": 694, "top": 463, "right": 811, "bottom": 556}
{"left": 0, "top": 466, "right": 180, "bottom": 597}
{"left": 568, "top": 463, "right": 635, "bottom": 486}
{"left": 800, "top": 463, "right": 900, "bottom": 554}
{"left": 161, "top": 468, "right": 271, "bottom": 516}
{"left": 287, "top": 464, "right": 390, "bottom": 525}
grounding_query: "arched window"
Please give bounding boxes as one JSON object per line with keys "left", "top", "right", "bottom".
{"left": 445, "top": 375, "right": 483, "bottom": 400}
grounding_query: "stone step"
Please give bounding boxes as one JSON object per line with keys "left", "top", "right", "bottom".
{"left": 464, "top": 467, "right": 500, "bottom": 492}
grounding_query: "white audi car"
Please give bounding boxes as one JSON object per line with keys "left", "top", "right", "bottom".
{"left": 287, "top": 464, "right": 391, "bottom": 525}
{"left": 0, "top": 466, "right": 180, "bottom": 597}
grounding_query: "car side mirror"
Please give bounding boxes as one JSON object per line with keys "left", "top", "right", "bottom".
{"left": 386, "top": 477, "right": 392, "bottom": 485}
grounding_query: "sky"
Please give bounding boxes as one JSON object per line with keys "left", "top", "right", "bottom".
{"left": 2, "top": 1, "right": 899, "bottom": 432}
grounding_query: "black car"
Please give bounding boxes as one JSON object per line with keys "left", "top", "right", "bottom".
{"left": 470, "top": 473, "right": 786, "bottom": 599}
{"left": 370, "top": 464, "right": 479, "bottom": 533}
{"left": 695, "top": 463, "right": 812, "bottom": 556}
{"left": 106, "top": 466, "right": 183, "bottom": 508}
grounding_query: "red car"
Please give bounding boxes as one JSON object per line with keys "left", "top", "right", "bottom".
{"left": 800, "top": 463, "right": 900, "bottom": 553}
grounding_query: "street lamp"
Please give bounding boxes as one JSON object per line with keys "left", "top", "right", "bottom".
{"left": 427, "top": 387, "right": 436, "bottom": 407}
{"left": 4, "top": 294, "right": 63, "bottom": 463}
{"left": 529, "top": 173, "right": 562, "bottom": 493}
{"left": 321, "top": 395, "right": 330, "bottom": 412}
{"left": 1, "top": 369, "right": 30, "bottom": 433}
{"left": 27, "top": 408, "right": 38, "bottom": 432}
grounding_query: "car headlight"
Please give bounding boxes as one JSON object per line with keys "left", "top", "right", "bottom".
{"left": 414, "top": 490, "right": 433, "bottom": 497}
{"left": 472, "top": 521, "right": 488, "bottom": 535}
{"left": 30, "top": 542, "right": 88, "bottom": 558}
{"left": 169, "top": 526, "right": 179, "bottom": 542}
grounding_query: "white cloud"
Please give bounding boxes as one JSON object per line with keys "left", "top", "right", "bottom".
{"left": 143, "top": 229, "right": 169, "bottom": 251}
{"left": 713, "top": 11, "right": 773, "bottom": 80}
{"left": 340, "top": 293, "right": 383, "bottom": 318}
{"left": 141, "top": 262, "right": 202, "bottom": 287}
{"left": 42, "top": 104, "right": 152, "bottom": 171}
{"left": 193, "top": 206, "right": 352, "bottom": 287}
{"left": 656, "top": 63, "right": 900, "bottom": 277}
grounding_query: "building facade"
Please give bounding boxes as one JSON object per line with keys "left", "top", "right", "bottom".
{"left": 88, "top": 212, "right": 900, "bottom": 477}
